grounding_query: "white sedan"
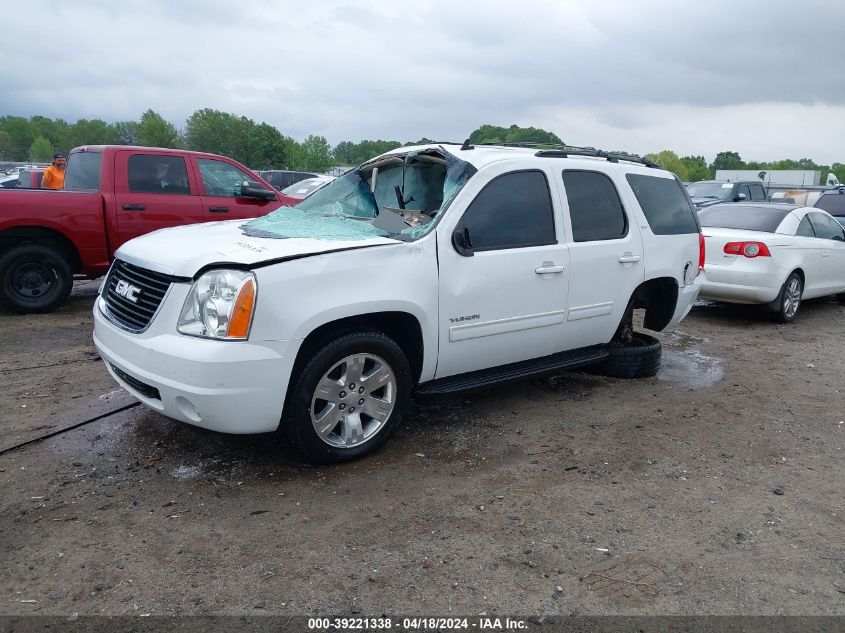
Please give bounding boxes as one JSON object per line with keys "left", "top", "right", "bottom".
{"left": 699, "top": 203, "right": 845, "bottom": 322}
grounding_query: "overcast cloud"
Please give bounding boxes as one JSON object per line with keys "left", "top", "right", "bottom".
{"left": 2, "top": 0, "right": 844, "bottom": 162}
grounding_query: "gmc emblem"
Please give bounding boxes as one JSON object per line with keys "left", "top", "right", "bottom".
{"left": 115, "top": 280, "right": 141, "bottom": 303}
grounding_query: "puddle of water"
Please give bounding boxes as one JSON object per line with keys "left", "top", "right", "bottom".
{"left": 659, "top": 347, "right": 723, "bottom": 389}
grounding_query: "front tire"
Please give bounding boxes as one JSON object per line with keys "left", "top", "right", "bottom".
{"left": 0, "top": 243, "right": 73, "bottom": 314}
{"left": 773, "top": 272, "right": 803, "bottom": 323}
{"left": 285, "top": 330, "right": 412, "bottom": 464}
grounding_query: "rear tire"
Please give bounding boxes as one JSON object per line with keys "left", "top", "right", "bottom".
{"left": 592, "top": 332, "right": 662, "bottom": 379}
{"left": 284, "top": 330, "right": 412, "bottom": 464}
{"left": 773, "top": 272, "right": 803, "bottom": 323}
{"left": 0, "top": 243, "right": 73, "bottom": 314}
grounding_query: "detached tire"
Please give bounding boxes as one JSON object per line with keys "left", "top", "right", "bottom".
{"left": 593, "top": 332, "right": 662, "bottom": 379}
{"left": 0, "top": 243, "right": 73, "bottom": 314}
{"left": 284, "top": 330, "right": 412, "bottom": 464}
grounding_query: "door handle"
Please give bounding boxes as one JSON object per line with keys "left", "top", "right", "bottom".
{"left": 618, "top": 253, "right": 642, "bottom": 263}
{"left": 121, "top": 204, "right": 145, "bottom": 211}
{"left": 822, "top": 251, "right": 830, "bottom": 258}
{"left": 535, "top": 263, "right": 565, "bottom": 274}
{"left": 208, "top": 206, "right": 229, "bottom": 213}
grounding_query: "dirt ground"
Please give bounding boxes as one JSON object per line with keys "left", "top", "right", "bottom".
{"left": 0, "top": 282, "right": 843, "bottom": 617}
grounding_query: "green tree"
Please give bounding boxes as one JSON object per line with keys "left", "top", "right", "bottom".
{"left": 0, "top": 116, "right": 35, "bottom": 160}
{"left": 29, "top": 136, "right": 54, "bottom": 162}
{"left": 30, "top": 115, "right": 68, "bottom": 151}
{"left": 680, "top": 155, "right": 711, "bottom": 181}
{"left": 711, "top": 151, "right": 744, "bottom": 171}
{"left": 114, "top": 121, "right": 140, "bottom": 145}
{"left": 184, "top": 108, "right": 257, "bottom": 164}
{"left": 63, "top": 119, "right": 121, "bottom": 151}
{"left": 299, "top": 135, "right": 333, "bottom": 173}
{"left": 248, "top": 122, "right": 288, "bottom": 170}
{"left": 137, "top": 110, "right": 178, "bottom": 148}
{"left": 644, "top": 150, "right": 689, "bottom": 181}
{"left": 0, "top": 131, "right": 13, "bottom": 160}
{"left": 468, "top": 123, "right": 563, "bottom": 145}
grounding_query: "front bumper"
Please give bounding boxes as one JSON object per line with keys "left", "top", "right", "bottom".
{"left": 93, "top": 288, "right": 298, "bottom": 434}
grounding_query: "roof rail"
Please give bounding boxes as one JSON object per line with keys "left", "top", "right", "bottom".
{"left": 470, "top": 141, "right": 658, "bottom": 168}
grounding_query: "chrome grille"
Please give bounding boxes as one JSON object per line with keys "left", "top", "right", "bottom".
{"left": 102, "top": 260, "right": 175, "bottom": 332}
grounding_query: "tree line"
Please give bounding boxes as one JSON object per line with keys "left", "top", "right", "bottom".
{"left": 643, "top": 150, "right": 845, "bottom": 185}
{"left": 2, "top": 112, "right": 842, "bottom": 182}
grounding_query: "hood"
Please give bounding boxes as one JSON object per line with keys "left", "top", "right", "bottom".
{"left": 114, "top": 219, "right": 399, "bottom": 278}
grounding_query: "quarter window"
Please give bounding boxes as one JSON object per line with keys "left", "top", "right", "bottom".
{"left": 795, "top": 215, "right": 816, "bottom": 238}
{"left": 562, "top": 171, "right": 627, "bottom": 242}
{"left": 127, "top": 155, "right": 190, "bottom": 194}
{"left": 626, "top": 174, "right": 699, "bottom": 235}
{"left": 460, "top": 170, "right": 556, "bottom": 251}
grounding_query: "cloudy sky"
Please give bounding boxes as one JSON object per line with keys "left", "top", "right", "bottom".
{"left": 2, "top": 0, "right": 844, "bottom": 163}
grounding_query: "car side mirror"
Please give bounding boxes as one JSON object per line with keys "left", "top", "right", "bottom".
{"left": 240, "top": 181, "right": 277, "bottom": 200}
{"left": 452, "top": 226, "right": 474, "bottom": 257}
{"left": 734, "top": 193, "right": 747, "bottom": 202}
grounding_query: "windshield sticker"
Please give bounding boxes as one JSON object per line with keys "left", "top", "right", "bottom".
{"left": 721, "top": 183, "right": 733, "bottom": 188}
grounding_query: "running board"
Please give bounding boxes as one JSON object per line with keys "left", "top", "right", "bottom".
{"left": 416, "top": 345, "right": 609, "bottom": 395}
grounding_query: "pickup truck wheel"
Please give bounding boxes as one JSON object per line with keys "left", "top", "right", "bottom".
{"left": 0, "top": 243, "right": 73, "bottom": 314}
{"left": 592, "top": 332, "right": 662, "bottom": 379}
{"left": 286, "top": 331, "right": 412, "bottom": 464}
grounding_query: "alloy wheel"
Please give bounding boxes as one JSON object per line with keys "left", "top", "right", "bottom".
{"left": 783, "top": 277, "right": 802, "bottom": 319}
{"left": 310, "top": 353, "right": 396, "bottom": 449}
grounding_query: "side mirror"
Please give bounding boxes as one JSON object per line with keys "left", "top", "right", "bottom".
{"left": 452, "top": 226, "right": 474, "bottom": 257}
{"left": 240, "top": 181, "right": 277, "bottom": 200}
{"left": 734, "top": 193, "right": 747, "bottom": 202}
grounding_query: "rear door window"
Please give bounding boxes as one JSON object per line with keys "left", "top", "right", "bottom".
{"left": 625, "top": 174, "right": 699, "bottom": 235}
{"left": 563, "top": 170, "right": 627, "bottom": 241}
{"left": 460, "top": 170, "right": 556, "bottom": 251}
{"left": 750, "top": 184, "right": 766, "bottom": 201}
{"left": 127, "top": 155, "right": 190, "bottom": 194}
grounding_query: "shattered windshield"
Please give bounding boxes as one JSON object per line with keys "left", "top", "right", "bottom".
{"left": 242, "top": 148, "right": 476, "bottom": 241}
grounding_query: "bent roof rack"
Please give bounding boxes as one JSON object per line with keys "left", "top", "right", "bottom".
{"left": 465, "top": 140, "right": 658, "bottom": 168}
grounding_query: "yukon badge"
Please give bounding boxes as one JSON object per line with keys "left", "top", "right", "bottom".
{"left": 115, "top": 280, "right": 141, "bottom": 303}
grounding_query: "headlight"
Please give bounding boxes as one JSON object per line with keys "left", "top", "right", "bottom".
{"left": 177, "top": 269, "right": 257, "bottom": 340}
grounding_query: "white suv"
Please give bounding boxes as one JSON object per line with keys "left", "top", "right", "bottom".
{"left": 93, "top": 143, "right": 704, "bottom": 463}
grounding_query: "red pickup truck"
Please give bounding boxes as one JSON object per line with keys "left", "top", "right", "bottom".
{"left": 0, "top": 145, "right": 283, "bottom": 313}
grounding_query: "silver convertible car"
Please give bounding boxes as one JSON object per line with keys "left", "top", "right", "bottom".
{"left": 699, "top": 203, "right": 845, "bottom": 322}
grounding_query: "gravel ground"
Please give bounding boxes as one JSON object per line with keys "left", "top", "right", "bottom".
{"left": 0, "top": 283, "right": 843, "bottom": 616}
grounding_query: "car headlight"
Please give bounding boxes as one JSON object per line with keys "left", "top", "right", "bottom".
{"left": 177, "top": 269, "right": 257, "bottom": 340}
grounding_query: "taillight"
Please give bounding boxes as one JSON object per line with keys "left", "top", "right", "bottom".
{"left": 698, "top": 233, "right": 705, "bottom": 274}
{"left": 723, "top": 241, "right": 771, "bottom": 258}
